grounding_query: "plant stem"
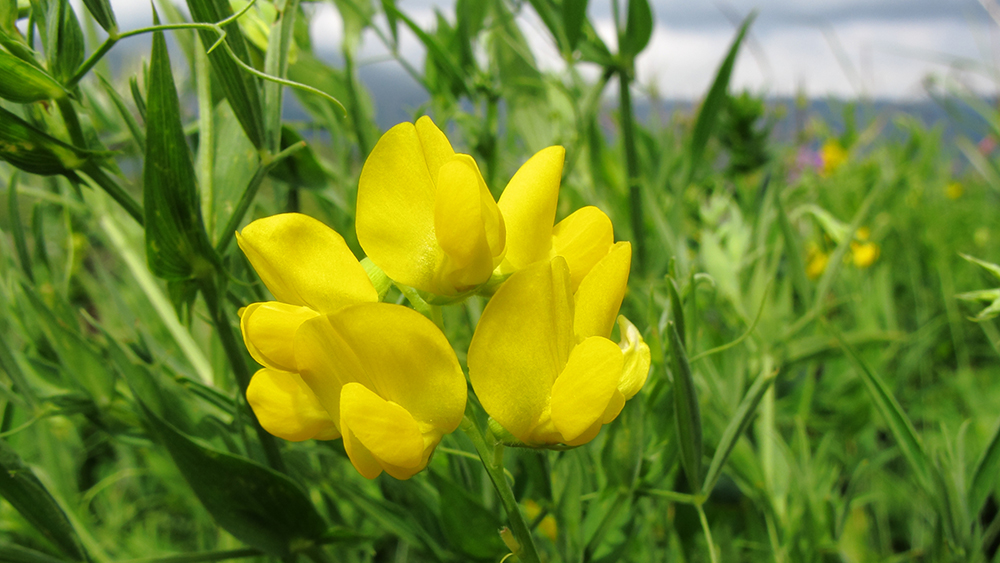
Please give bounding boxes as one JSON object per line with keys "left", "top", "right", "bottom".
{"left": 696, "top": 503, "right": 720, "bottom": 563}
{"left": 617, "top": 69, "right": 646, "bottom": 274}
{"left": 199, "top": 277, "right": 286, "bottom": 474}
{"left": 80, "top": 162, "right": 144, "bottom": 225}
{"left": 461, "top": 416, "right": 541, "bottom": 563}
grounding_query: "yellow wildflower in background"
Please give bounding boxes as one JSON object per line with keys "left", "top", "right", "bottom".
{"left": 820, "top": 140, "right": 847, "bottom": 177}
{"left": 468, "top": 248, "right": 650, "bottom": 447}
{"left": 236, "top": 213, "right": 467, "bottom": 479}
{"left": 806, "top": 243, "right": 828, "bottom": 280}
{"left": 356, "top": 117, "right": 505, "bottom": 298}
{"left": 524, "top": 500, "right": 557, "bottom": 542}
{"left": 851, "top": 241, "right": 879, "bottom": 268}
{"left": 494, "top": 145, "right": 615, "bottom": 292}
{"left": 945, "top": 181, "right": 963, "bottom": 200}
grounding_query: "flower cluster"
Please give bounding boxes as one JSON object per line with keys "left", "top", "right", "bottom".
{"left": 237, "top": 117, "right": 650, "bottom": 479}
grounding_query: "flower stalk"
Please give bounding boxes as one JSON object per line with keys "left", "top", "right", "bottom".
{"left": 461, "top": 415, "right": 541, "bottom": 563}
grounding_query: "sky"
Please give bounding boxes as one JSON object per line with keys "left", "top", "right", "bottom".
{"left": 105, "top": 0, "right": 998, "bottom": 100}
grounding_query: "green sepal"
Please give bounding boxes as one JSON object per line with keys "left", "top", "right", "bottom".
{"left": 0, "top": 47, "right": 68, "bottom": 102}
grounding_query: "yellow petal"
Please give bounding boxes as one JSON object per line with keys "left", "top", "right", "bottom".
{"left": 237, "top": 213, "right": 377, "bottom": 312}
{"left": 602, "top": 389, "right": 626, "bottom": 424}
{"left": 339, "top": 382, "right": 425, "bottom": 471}
{"left": 356, "top": 122, "right": 441, "bottom": 292}
{"left": 240, "top": 302, "right": 319, "bottom": 372}
{"left": 497, "top": 146, "right": 565, "bottom": 270}
{"left": 551, "top": 206, "right": 614, "bottom": 292}
{"left": 246, "top": 369, "right": 339, "bottom": 442}
{"left": 468, "top": 257, "right": 574, "bottom": 441}
{"left": 549, "top": 336, "right": 623, "bottom": 443}
{"left": 295, "top": 304, "right": 466, "bottom": 436}
{"left": 415, "top": 116, "right": 456, "bottom": 175}
{"left": 341, "top": 421, "right": 383, "bottom": 479}
{"left": 434, "top": 155, "right": 494, "bottom": 290}
{"left": 574, "top": 242, "right": 631, "bottom": 339}
{"left": 617, "top": 315, "right": 651, "bottom": 399}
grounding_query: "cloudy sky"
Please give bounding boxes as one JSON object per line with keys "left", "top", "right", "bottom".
{"left": 107, "top": 0, "right": 997, "bottom": 100}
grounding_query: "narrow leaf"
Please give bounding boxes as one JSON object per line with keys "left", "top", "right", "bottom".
{"left": 7, "top": 173, "right": 33, "bottom": 282}
{"left": 0, "top": 542, "right": 69, "bottom": 563}
{"left": 80, "top": 0, "right": 116, "bottom": 33}
{"left": 829, "top": 322, "right": 934, "bottom": 493}
{"left": 667, "top": 276, "right": 685, "bottom": 348}
{"left": 619, "top": 0, "right": 653, "bottom": 58}
{"left": 0, "top": 48, "right": 68, "bottom": 102}
{"left": 41, "top": 0, "right": 84, "bottom": 83}
{"left": 669, "top": 321, "right": 702, "bottom": 492}
{"left": 143, "top": 26, "right": 217, "bottom": 280}
{"left": 0, "top": 106, "right": 94, "bottom": 175}
{"left": 960, "top": 253, "right": 1000, "bottom": 282}
{"left": 96, "top": 73, "right": 144, "bottom": 152}
{"left": 562, "top": 0, "right": 588, "bottom": 51}
{"left": 186, "top": 0, "right": 266, "bottom": 149}
{"left": 686, "top": 11, "right": 755, "bottom": 185}
{"left": 0, "top": 439, "right": 88, "bottom": 561}
{"left": 969, "top": 415, "right": 1000, "bottom": 513}
{"left": 702, "top": 358, "right": 776, "bottom": 495}
{"left": 140, "top": 402, "right": 327, "bottom": 557}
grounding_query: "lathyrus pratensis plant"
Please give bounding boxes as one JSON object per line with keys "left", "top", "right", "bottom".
{"left": 237, "top": 116, "right": 650, "bottom": 560}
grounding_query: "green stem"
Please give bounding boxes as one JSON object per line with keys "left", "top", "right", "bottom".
{"left": 696, "top": 503, "right": 720, "bottom": 563}
{"left": 80, "top": 162, "right": 144, "bottom": 225}
{"left": 617, "top": 68, "right": 646, "bottom": 275}
{"left": 199, "top": 278, "right": 286, "bottom": 474}
{"left": 461, "top": 416, "right": 541, "bottom": 563}
{"left": 214, "top": 141, "right": 306, "bottom": 255}
{"left": 56, "top": 97, "right": 87, "bottom": 148}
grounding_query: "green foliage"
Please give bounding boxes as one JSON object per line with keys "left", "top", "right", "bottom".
{"left": 0, "top": 1, "right": 998, "bottom": 562}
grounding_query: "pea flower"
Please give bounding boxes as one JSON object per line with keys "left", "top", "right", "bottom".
{"left": 495, "top": 145, "right": 615, "bottom": 292}
{"left": 468, "top": 245, "right": 650, "bottom": 447}
{"left": 356, "top": 117, "right": 505, "bottom": 299}
{"left": 236, "top": 213, "right": 467, "bottom": 479}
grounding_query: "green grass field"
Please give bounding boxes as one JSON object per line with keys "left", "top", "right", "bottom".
{"left": 1, "top": 1, "right": 1000, "bottom": 562}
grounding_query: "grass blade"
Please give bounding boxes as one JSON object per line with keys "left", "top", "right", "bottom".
{"left": 669, "top": 320, "right": 703, "bottom": 492}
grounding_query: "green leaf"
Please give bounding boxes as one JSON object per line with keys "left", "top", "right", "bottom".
{"left": 430, "top": 471, "right": 506, "bottom": 559}
{"left": 0, "top": 106, "right": 95, "bottom": 175}
{"left": 619, "top": 0, "right": 652, "bottom": 58}
{"left": 267, "top": 126, "right": 327, "bottom": 189}
{"left": 969, "top": 416, "right": 1000, "bottom": 513}
{"left": 80, "top": 0, "right": 116, "bottom": 33}
{"left": 143, "top": 26, "right": 218, "bottom": 281}
{"left": 140, "top": 401, "right": 327, "bottom": 557}
{"left": 22, "top": 285, "right": 115, "bottom": 407}
{"left": 668, "top": 321, "right": 702, "bottom": 492}
{"left": 0, "top": 47, "right": 68, "bottom": 102}
{"left": 96, "top": 73, "right": 144, "bottom": 153}
{"left": 829, "top": 322, "right": 934, "bottom": 494}
{"left": 686, "top": 11, "right": 755, "bottom": 185}
{"left": 7, "top": 172, "right": 33, "bottom": 282}
{"left": 667, "top": 276, "right": 685, "bottom": 348}
{"left": 0, "top": 439, "right": 88, "bottom": 561}
{"left": 384, "top": 2, "right": 470, "bottom": 97}
{"left": 37, "top": 0, "right": 84, "bottom": 83}
{"left": 702, "top": 357, "right": 776, "bottom": 496}
{"left": 0, "top": 542, "right": 69, "bottom": 563}
{"left": 960, "top": 253, "right": 1000, "bottom": 283}
{"left": 0, "top": 0, "right": 16, "bottom": 33}
{"left": 562, "top": 0, "right": 588, "bottom": 51}
{"left": 185, "top": 0, "right": 266, "bottom": 150}
{"left": 601, "top": 397, "right": 644, "bottom": 490}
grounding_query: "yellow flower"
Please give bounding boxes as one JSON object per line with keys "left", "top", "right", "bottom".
{"left": 820, "top": 140, "right": 847, "bottom": 177}
{"left": 236, "top": 213, "right": 467, "bottom": 479}
{"left": 468, "top": 247, "right": 650, "bottom": 447}
{"left": 806, "top": 244, "right": 828, "bottom": 280}
{"left": 295, "top": 304, "right": 467, "bottom": 480}
{"left": 945, "top": 181, "right": 963, "bottom": 200}
{"left": 524, "top": 500, "right": 557, "bottom": 542}
{"left": 850, "top": 241, "right": 879, "bottom": 268}
{"left": 495, "top": 146, "right": 614, "bottom": 292}
{"left": 237, "top": 213, "right": 379, "bottom": 442}
{"left": 356, "top": 117, "right": 505, "bottom": 298}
